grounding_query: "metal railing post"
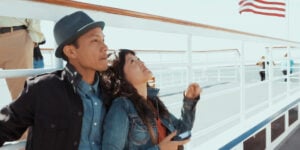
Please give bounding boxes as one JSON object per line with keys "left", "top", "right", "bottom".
{"left": 287, "top": 46, "right": 291, "bottom": 96}
{"left": 267, "top": 47, "right": 273, "bottom": 107}
{"left": 187, "top": 34, "right": 192, "bottom": 84}
{"left": 240, "top": 41, "right": 246, "bottom": 123}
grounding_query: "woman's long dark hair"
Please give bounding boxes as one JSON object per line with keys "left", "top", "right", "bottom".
{"left": 103, "top": 49, "right": 170, "bottom": 144}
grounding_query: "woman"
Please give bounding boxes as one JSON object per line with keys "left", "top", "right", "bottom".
{"left": 102, "top": 49, "right": 201, "bottom": 150}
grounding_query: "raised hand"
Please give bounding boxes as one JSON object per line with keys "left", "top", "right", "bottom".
{"left": 184, "top": 83, "right": 201, "bottom": 100}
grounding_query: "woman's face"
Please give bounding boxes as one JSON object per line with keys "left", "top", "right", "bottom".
{"left": 123, "top": 53, "right": 152, "bottom": 86}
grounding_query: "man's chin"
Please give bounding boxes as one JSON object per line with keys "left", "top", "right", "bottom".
{"left": 97, "top": 66, "right": 108, "bottom": 72}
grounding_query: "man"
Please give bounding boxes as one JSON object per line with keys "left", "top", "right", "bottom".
{"left": 256, "top": 56, "right": 275, "bottom": 81}
{"left": 0, "top": 16, "right": 45, "bottom": 100}
{"left": 256, "top": 56, "right": 268, "bottom": 81}
{"left": 0, "top": 11, "right": 109, "bottom": 150}
{"left": 281, "top": 53, "right": 294, "bottom": 82}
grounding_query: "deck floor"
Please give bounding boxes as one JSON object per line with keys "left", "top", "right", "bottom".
{"left": 277, "top": 125, "right": 300, "bottom": 150}
{"left": 0, "top": 77, "right": 300, "bottom": 149}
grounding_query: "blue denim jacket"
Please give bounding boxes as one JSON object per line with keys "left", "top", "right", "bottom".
{"left": 102, "top": 88, "right": 199, "bottom": 150}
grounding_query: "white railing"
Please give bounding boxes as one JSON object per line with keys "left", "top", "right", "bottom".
{"left": 1, "top": 1, "right": 300, "bottom": 150}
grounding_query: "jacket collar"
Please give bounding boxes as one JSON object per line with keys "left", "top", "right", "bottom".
{"left": 147, "top": 87, "right": 159, "bottom": 99}
{"left": 63, "top": 63, "right": 83, "bottom": 92}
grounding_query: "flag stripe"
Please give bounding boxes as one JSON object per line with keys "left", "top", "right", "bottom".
{"left": 240, "top": 5, "right": 285, "bottom": 14}
{"left": 239, "top": 8, "right": 285, "bottom": 17}
{"left": 241, "top": 2, "right": 285, "bottom": 11}
{"left": 239, "top": 0, "right": 285, "bottom": 6}
{"left": 239, "top": 0, "right": 286, "bottom": 17}
{"left": 254, "top": 0, "right": 285, "bottom": 6}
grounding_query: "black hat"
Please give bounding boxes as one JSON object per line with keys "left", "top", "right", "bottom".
{"left": 54, "top": 11, "right": 105, "bottom": 59}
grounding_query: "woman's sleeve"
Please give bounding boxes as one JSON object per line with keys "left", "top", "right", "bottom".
{"left": 170, "top": 96, "right": 199, "bottom": 133}
{"left": 102, "top": 98, "right": 130, "bottom": 150}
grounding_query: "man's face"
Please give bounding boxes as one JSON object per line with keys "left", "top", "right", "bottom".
{"left": 71, "top": 27, "right": 108, "bottom": 72}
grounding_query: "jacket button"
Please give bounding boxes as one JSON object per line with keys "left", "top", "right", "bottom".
{"left": 50, "top": 124, "right": 56, "bottom": 128}
{"left": 77, "top": 111, "right": 82, "bottom": 116}
{"left": 73, "top": 141, "right": 78, "bottom": 146}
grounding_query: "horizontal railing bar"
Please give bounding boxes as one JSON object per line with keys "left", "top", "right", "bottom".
{"left": 29, "top": 0, "right": 300, "bottom": 46}
{"left": 0, "top": 68, "right": 58, "bottom": 78}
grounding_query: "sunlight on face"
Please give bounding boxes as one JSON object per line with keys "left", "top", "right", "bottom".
{"left": 75, "top": 27, "right": 108, "bottom": 72}
{"left": 123, "top": 53, "right": 152, "bottom": 86}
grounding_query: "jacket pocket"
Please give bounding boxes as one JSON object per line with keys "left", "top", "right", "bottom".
{"left": 34, "top": 116, "right": 69, "bottom": 150}
{"left": 128, "top": 115, "right": 150, "bottom": 145}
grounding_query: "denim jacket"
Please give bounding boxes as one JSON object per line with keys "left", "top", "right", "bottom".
{"left": 102, "top": 88, "right": 199, "bottom": 150}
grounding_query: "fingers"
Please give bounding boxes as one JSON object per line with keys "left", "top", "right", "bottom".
{"left": 159, "top": 131, "right": 190, "bottom": 150}
{"left": 185, "top": 83, "right": 201, "bottom": 99}
{"left": 173, "top": 138, "right": 190, "bottom": 145}
{"left": 34, "top": 42, "right": 38, "bottom": 47}
{"left": 164, "top": 131, "right": 177, "bottom": 141}
{"left": 191, "top": 83, "right": 201, "bottom": 95}
{"left": 189, "top": 83, "right": 200, "bottom": 93}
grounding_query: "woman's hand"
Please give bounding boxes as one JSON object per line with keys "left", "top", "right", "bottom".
{"left": 158, "top": 131, "right": 190, "bottom": 150}
{"left": 185, "top": 83, "right": 201, "bottom": 100}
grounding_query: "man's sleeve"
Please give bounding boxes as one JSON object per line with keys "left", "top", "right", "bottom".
{"left": 0, "top": 79, "right": 35, "bottom": 145}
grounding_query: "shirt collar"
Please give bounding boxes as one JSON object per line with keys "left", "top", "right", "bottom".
{"left": 64, "top": 63, "right": 100, "bottom": 93}
{"left": 147, "top": 87, "right": 159, "bottom": 99}
{"left": 64, "top": 63, "right": 82, "bottom": 91}
{"left": 77, "top": 74, "right": 100, "bottom": 96}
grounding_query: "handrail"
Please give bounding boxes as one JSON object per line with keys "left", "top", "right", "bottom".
{"left": 40, "top": 48, "right": 54, "bottom": 51}
{"left": 43, "top": 48, "right": 185, "bottom": 53}
{"left": 192, "top": 48, "right": 240, "bottom": 56}
{"left": 43, "top": 48, "right": 240, "bottom": 54}
{"left": 26, "top": 0, "right": 300, "bottom": 46}
{"left": 1, "top": 1, "right": 300, "bottom": 149}
{"left": 266, "top": 46, "right": 298, "bottom": 49}
{"left": 0, "top": 68, "right": 58, "bottom": 78}
{"left": 131, "top": 49, "right": 185, "bottom": 53}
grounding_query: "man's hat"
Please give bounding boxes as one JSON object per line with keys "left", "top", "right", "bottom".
{"left": 54, "top": 11, "right": 105, "bottom": 59}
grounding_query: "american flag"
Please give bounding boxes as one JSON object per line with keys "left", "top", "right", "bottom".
{"left": 239, "top": 0, "right": 286, "bottom": 17}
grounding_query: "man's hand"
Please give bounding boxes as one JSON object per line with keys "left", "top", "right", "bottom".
{"left": 34, "top": 42, "right": 38, "bottom": 47}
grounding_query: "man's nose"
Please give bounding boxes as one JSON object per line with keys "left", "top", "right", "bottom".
{"left": 101, "top": 43, "right": 108, "bottom": 52}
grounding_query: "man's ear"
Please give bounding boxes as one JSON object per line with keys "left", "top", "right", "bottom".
{"left": 63, "top": 45, "right": 77, "bottom": 59}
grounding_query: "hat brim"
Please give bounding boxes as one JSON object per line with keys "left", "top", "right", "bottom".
{"left": 55, "top": 21, "right": 105, "bottom": 59}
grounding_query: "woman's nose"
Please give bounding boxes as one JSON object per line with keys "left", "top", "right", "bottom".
{"left": 138, "top": 60, "right": 144, "bottom": 65}
{"left": 137, "top": 58, "right": 144, "bottom": 63}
